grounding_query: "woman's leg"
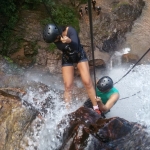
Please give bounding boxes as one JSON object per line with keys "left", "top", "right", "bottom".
{"left": 62, "top": 66, "right": 74, "bottom": 104}
{"left": 77, "top": 61, "right": 97, "bottom": 106}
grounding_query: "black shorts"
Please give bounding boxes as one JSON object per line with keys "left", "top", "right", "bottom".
{"left": 62, "top": 49, "right": 88, "bottom": 66}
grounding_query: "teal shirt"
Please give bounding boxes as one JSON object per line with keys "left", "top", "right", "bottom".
{"left": 96, "top": 87, "right": 119, "bottom": 104}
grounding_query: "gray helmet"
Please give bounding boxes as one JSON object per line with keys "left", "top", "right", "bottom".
{"left": 43, "top": 24, "right": 61, "bottom": 43}
{"left": 97, "top": 76, "right": 113, "bottom": 92}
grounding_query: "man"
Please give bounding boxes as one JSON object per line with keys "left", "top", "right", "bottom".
{"left": 79, "top": 6, "right": 83, "bottom": 18}
{"left": 96, "top": 6, "right": 101, "bottom": 15}
{"left": 84, "top": 76, "right": 119, "bottom": 114}
{"left": 85, "top": 5, "right": 88, "bottom": 14}
{"left": 92, "top": 0, "right": 96, "bottom": 10}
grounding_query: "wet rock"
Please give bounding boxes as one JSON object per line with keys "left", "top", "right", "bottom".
{"left": 47, "top": 51, "right": 62, "bottom": 74}
{"left": 14, "top": 56, "right": 34, "bottom": 68}
{"left": 24, "top": 42, "right": 37, "bottom": 56}
{"left": 57, "top": 107, "right": 150, "bottom": 150}
{"left": 81, "top": 0, "right": 145, "bottom": 53}
{"left": 36, "top": 49, "right": 48, "bottom": 66}
{"left": 122, "top": 53, "right": 139, "bottom": 64}
{"left": 89, "top": 59, "right": 105, "bottom": 67}
{"left": 0, "top": 78, "right": 149, "bottom": 150}
{"left": 0, "top": 90, "right": 37, "bottom": 150}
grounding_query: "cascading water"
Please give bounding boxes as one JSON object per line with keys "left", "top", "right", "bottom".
{"left": 20, "top": 59, "right": 150, "bottom": 150}
{"left": 102, "top": 0, "right": 150, "bottom": 129}
{"left": 2, "top": 0, "right": 150, "bottom": 149}
{"left": 20, "top": 19, "right": 150, "bottom": 148}
{"left": 11, "top": 11, "right": 149, "bottom": 145}
{"left": 20, "top": 74, "right": 86, "bottom": 150}
{"left": 104, "top": 64, "right": 150, "bottom": 125}
{"left": 109, "top": 47, "right": 131, "bottom": 69}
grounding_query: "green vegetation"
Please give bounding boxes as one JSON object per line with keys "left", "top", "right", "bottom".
{"left": 0, "top": 0, "right": 18, "bottom": 55}
{"left": 0, "top": 0, "right": 80, "bottom": 55}
{"left": 41, "top": 4, "right": 79, "bottom": 32}
{"left": 21, "top": 0, "right": 42, "bottom": 10}
{"left": 48, "top": 43, "right": 57, "bottom": 52}
{"left": 4, "top": 56, "right": 14, "bottom": 63}
{"left": 30, "top": 41, "right": 39, "bottom": 56}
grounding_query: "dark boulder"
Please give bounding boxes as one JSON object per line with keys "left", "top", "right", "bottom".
{"left": 57, "top": 107, "right": 150, "bottom": 150}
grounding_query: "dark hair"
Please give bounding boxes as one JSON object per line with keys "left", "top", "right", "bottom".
{"left": 59, "top": 26, "right": 67, "bottom": 32}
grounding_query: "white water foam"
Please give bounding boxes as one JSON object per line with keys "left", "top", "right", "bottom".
{"left": 105, "top": 64, "right": 150, "bottom": 130}
{"left": 22, "top": 61, "right": 150, "bottom": 149}
{"left": 21, "top": 83, "right": 84, "bottom": 150}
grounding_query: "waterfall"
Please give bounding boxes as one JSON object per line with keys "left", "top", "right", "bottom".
{"left": 109, "top": 47, "right": 131, "bottom": 69}
{"left": 20, "top": 62, "right": 150, "bottom": 150}
{"left": 3, "top": 1, "right": 150, "bottom": 149}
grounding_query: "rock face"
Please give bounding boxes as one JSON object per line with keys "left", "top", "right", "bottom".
{"left": 122, "top": 53, "right": 139, "bottom": 64}
{"left": 79, "top": 0, "right": 145, "bottom": 53}
{"left": 0, "top": 90, "right": 37, "bottom": 150}
{"left": 0, "top": 90, "right": 149, "bottom": 150}
{"left": 0, "top": 0, "right": 149, "bottom": 149}
{"left": 97, "top": 0, "right": 145, "bottom": 52}
{"left": 0, "top": 0, "right": 145, "bottom": 73}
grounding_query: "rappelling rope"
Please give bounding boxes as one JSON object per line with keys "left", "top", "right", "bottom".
{"left": 88, "top": 0, "right": 97, "bottom": 92}
{"left": 87, "top": 0, "right": 150, "bottom": 99}
{"left": 42, "top": 0, "right": 97, "bottom": 92}
{"left": 42, "top": 0, "right": 63, "bottom": 37}
{"left": 119, "top": 91, "right": 141, "bottom": 100}
{"left": 114, "top": 48, "right": 150, "bottom": 85}
{"left": 115, "top": 48, "right": 150, "bottom": 100}
{"left": 42, "top": 0, "right": 149, "bottom": 100}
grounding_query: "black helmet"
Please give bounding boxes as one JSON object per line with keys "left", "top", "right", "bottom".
{"left": 43, "top": 24, "right": 61, "bottom": 43}
{"left": 97, "top": 76, "right": 113, "bottom": 92}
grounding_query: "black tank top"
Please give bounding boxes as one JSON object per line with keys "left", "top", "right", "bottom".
{"left": 54, "top": 26, "right": 81, "bottom": 54}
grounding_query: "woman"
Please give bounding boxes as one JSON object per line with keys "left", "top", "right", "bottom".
{"left": 43, "top": 24, "right": 101, "bottom": 114}
{"left": 79, "top": 6, "right": 83, "bottom": 18}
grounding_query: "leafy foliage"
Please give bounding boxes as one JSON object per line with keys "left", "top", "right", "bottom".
{"left": 49, "top": 43, "right": 57, "bottom": 52}
{"left": 0, "top": 0, "right": 80, "bottom": 55}
{"left": 0, "top": 0, "right": 19, "bottom": 55}
{"left": 41, "top": 3, "right": 79, "bottom": 32}
{"left": 0, "top": 0, "right": 17, "bottom": 17}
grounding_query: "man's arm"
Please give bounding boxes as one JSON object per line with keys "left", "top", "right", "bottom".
{"left": 97, "top": 93, "right": 119, "bottom": 113}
